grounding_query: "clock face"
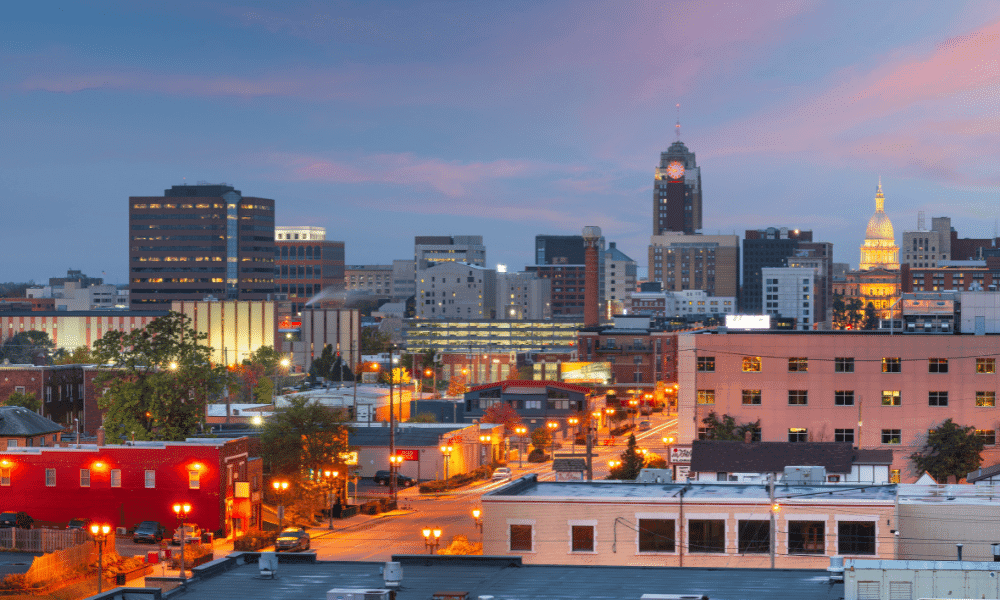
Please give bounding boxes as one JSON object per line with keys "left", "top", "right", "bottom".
{"left": 666, "top": 161, "right": 685, "bottom": 180}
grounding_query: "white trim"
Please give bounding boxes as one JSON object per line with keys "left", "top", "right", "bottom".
{"left": 783, "top": 514, "right": 829, "bottom": 522}
{"left": 507, "top": 518, "right": 536, "bottom": 553}
{"left": 567, "top": 519, "right": 597, "bottom": 554}
{"left": 685, "top": 515, "right": 729, "bottom": 555}
{"left": 634, "top": 514, "right": 678, "bottom": 556}
{"left": 833, "top": 515, "right": 879, "bottom": 557}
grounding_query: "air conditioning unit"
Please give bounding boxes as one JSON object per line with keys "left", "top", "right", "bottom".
{"left": 640, "top": 594, "right": 709, "bottom": 600}
{"left": 326, "top": 590, "right": 391, "bottom": 600}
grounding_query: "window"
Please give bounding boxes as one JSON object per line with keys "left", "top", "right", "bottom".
{"left": 835, "top": 390, "right": 855, "bottom": 406}
{"left": 742, "top": 390, "right": 761, "bottom": 405}
{"left": 928, "top": 391, "right": 948, "bottom": 406}
{"left": 928, "top": 358, "right": 948, "bottom": 373}
{"left": 977, "top": 392, "right": 996, "bottom": 407}
{"left": 788, "top": 428, "right": 808, "bottom": 442}
{"left": 738, "top": 520, "right": 769, "bottom": 554}
{"left": 6, "top": 440, "right": 17, "bottom": 449}
{"left": 977, "top": 358, "right": 996, "bottom": 374}
{"left": 189, "top": 470, "right": 201, "bottom": 490}
{"left": 788, "top": 357, "right": 808, "bottom": 372}
{"left": 882, "top": 357, "right": 901, "bottom": 373}
{"left": 0, "top": 468, "right": 9, "bottom": 486}
{"left": 697, "top": 427, "right": 709, "bottom": 440}
{"left": 831, "top": 427, "right": 855, "bottom": 443}
{"left": 882, "top": 429, "right": 901, "bottom": 444}
{"left": 882, "top": 391, "right": 901, "bottom": 406}
{"left": 110, "top": 469, "right": 121, "bottom": 488}
{"left": 80, "top": 469, "right": 91, "bottom": 487}
{"left": 890, "top": 469, "right": 901, "bottom": 483}
{"left": 696, "top": 390, "right": 715, "bottom": 405}
{"left": 834, "top": 357, "right": 855, "bottom": 373}
{"left": 838, "top": 522, "right": 876, "bottom": 555}
{"left": 571, "top": 525, "right": 594, "bottom": 552}
{"left": 510, "top": 524, "right": 533, "bottom": 551}
{"left": 978, "top": 430, "right": 997, "bottom": 445}
{"left": 788, "top": 521, "right": 825, "bottom": 554}
{"left": 46, "top": 469, "right": 55, "bottom": 487}
{"left": 688, "top": 519, "right": 725, "bottom": 553}
{"left": 788, "top": 390, "right": 808, "bottom": 405}
{"left": 742, "top": 357, "right": 762, "bottom": 372}
{"left": 696, "top": 357, "right": 715, "bottom": 372}
{"left": 144, "top": 470, "right": 156, "bottom": 489}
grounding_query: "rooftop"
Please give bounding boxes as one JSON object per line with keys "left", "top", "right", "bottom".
{"left": 689, "top": 441, "right": 892, "bottom": 473}
{"left": 0, "top": 406, "right": 63, "bottom": 437}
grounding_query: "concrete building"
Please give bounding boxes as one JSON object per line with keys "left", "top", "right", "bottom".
{"left": 762, "top": 267, "right": 816, "bottom": 330}
{"left": 528, "top": 233, "right": 606, "bottom": 319}
{"left": 960, "top": 291, "right": 1000, "bottom": 333}
{"left": 0, "top": 310, "right": 167, "bottom": 354}
{"left": 344, "top": 264, "right": 393, "bottom": 297}
{"left": 274, "top": 226, "right": 345, "bottom": 315}
{"left": 390, "top": 259, "right": 416, "bottom": 301}
{"left": 742, "top": 227, "right": 814, "bottom": 314}
{"left": 27, "top": 281, "right": 121, "bottom": 311}
{"left": 171, "top": 300, "right": 277, "bottom": 367}
{"left": 629, "top": 289, "right": 736, "bottom": 319}
{"left": 415, "top": 262, "right": 495, "bottom": 319}
{"left": 404, "top": 318, "right": 579, "bottom": 358}
{"left": 648, "top": 232, "right": 739, "bottom": 298}
{"left": 495, "top": 270, "right": 551, "bottom": 320}
{"left": 129, "top": 183, "right": 276, "bottom": 309}
{"left": 653, "top": 139, "right": 702, "bottom": 235}
{"left": 414, "top": 235, "right": 486, "bottom": 270}
{"left": 603, "top": 242, "right": 637, "bottom": 318}
{"left": 902, "top": 215, "right": 952, "bottom": 268}
{"left": 282, "top": 307, "right": 361, "bottom": 375}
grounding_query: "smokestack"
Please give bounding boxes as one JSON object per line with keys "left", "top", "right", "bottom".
{"left": 582, "top": 226, "right": 602, "bottom": 327}
{"left": 96, "top": 426, "right": 105, "bottom": 447}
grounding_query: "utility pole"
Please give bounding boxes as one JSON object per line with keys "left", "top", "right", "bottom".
{"left": 769, "top": 474, "right": 776, "bottom": 569}
{"left": 389, "top": 344, "right": 397, "bottom": 502}
{"left": 352, "top": 339, "right": 358, "bottom": 421}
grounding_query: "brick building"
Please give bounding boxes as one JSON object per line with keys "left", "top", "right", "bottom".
{"left": 0, "top": 406, "right": 62, "bottom": 449}
{"left": 0, "top": 364, "right": 86, "bottom": 429}
{"left": 274, "top": 226, "right": 345, "bottom": 315}
{"left": 576, "top": 316, "right": 678, "bottom": 395}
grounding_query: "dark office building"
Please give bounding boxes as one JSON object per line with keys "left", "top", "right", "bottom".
{"left": 741, "top": 227, "right": 813, "bottom": 314}
{"left": 274, "top": 226, "right": 345, "bottom": 315}
{"left": 653, "top": 140, "right": 702, "bottom": 235}
{"left": 527, "top": 235, "right": 605, "bottom": 318}
{"left": 129, "top": 184, "right": 275, "bottom": 309}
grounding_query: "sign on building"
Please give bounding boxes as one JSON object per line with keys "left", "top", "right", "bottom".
{"left": 396, "top": 449, "right": 419, "bottom": 461}
{"left": 725, "top": 315, "right": 770, "bottom": 330}
{"left": 669, "top": 446, "right": 692, "bottom": 463}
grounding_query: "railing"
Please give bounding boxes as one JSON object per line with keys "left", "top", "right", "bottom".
{"left": 0, "top": 528, "right": 89, "bottom": 553}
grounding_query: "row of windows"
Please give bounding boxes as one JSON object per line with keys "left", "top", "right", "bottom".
{"left": 697, "top": 356, "right": 997, "bottom": 374}
{"left": 509, "top": 519, "right": 876, "bottom": 555}
{"left": 697, "top": 389, "right": 998, "bottom": 407}
{"left": 0, "top": 468, "right": 200, "bottom": 489}
{"left": 694, "top": 427, "right": 997, "bottom": 445}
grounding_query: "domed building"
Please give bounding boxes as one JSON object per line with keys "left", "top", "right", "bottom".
{"left": 859, "top": 182, "right": 900, "bottom": 270}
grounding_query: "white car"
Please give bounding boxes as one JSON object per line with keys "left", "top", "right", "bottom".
{"left": 491, "top": 467, "right": 512, "bottom": 481}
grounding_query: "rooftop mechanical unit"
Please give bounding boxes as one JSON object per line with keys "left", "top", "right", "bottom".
{"left": 326, "top": 589, "right": 392, "bottom": 600}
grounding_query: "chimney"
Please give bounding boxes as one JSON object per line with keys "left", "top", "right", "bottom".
{"left": 744, "top": 431, "right": 752, "bottom": 444}
{"left": 96, "top": 426, "right": 105, "bottom": 447}
{"left": 582, "top": 226, "right": 602, "bottom": 327}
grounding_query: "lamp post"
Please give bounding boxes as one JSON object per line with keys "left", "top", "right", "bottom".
{"left": 440, "top": 445, "right": 453, "bottom": 480}
{"left": 628, "top": 398, "right": 639, "bottom": 427}
{"left": 389, "top": 454, "right": 405, "bottom": 502}
{"left": 514, "top": 426, "right": 527, "bottom": 468}
{"left": 604, "top": 407, "right": 615, "bottom": 441}
{"left": 608, "top": 459, "right": 621, "bottom": 479}
{"left": 471, "top": 508, "right": 483, "bottom": 545}
{"left": 171, "top": 502, "right": 192, "bottom": 580}
{"left": 422, "top": 527, "right": 442, "bottom": 554}
{"left": 272, "top": 480, "right": 289, "bottom": 530}
{"left": 546, "top": 420, "right": 558, "bottom": 460}
{"left": 323, "top": 470, "right": 339, "bottom": 529}
{"left": 663, "top": 435, "right": 676, "bottom": 478}
{"left": 89, "top": 523, "right": 111, "bottom": 593}
{"left": 591, "top": 411, "right": 601, "bottom": 444}
{"left": 568, "top": 417, "right": 579, "bottom": 453}
{"left": 479, "top": 434, "right": 492, "bottom": 467}
{"left": 272, "top": 357, "right": 290, "bottom": 403}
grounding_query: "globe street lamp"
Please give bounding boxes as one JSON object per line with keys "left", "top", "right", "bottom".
{"left": 546, "top": 421, "right": 559, "bottom": 460}
{"left": 171, "top": 502, "right": 192, "bottom": 580}
{"left": 591, "top": 411, "right": 601, "bottom": 444}
{"left": 514, "top": 425, "right": 527, "bottom": 468}
{"left": 89, "top": 523, "right": 112, "bottom": 593}
{"left": 440, "top": 445, "right": 453, "bottom": 480}
{"left": 628, "top": 398, "right": 639, "bottom": 427}
{"left": 471, "top": 508, "right": 483, "bottom": 545}
{"left": 388, "top": 454, "right": 405, "bottom": 502}
{"left": 567, "top": 417, "right": 580, "bottom": 453}
{"left": 422, "top": 527, "right": 443, "bottom": 554}
{"left": 608, "top": 459, "right": 621, "bottom": 478}
{"left": 604, "top": 408, "right": 615, "bottom": 442}
{"left": 479, "top": 434, "right": 492, "bottom": 467}
{"left": 323, "top": 470, "right": 339, "bottom": 529}
{"left": 272, "top": 357, "right": 291, "bottom": 402}
{"left": 272, "top": 480, "right": 289, "bottom": 530}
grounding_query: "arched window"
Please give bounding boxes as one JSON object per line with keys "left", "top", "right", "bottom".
{"left": 281, "top": 246, "right": 288, "bottom": 259}
{"left": 306, "top": 246, "right": 313, "bottom": 259}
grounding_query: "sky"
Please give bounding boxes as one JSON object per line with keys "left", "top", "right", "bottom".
{"left": 4, "top": 0, "right": 1000, "bottom": 285}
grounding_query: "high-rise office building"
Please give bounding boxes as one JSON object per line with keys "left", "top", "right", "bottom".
{"left": 604, "top": 242, "right": 637, "bottom": 318}
{"left": 129, "top": 184, "right": 275, "bottom": 309}
{"left": 274, "top": 226, "right": 345, "bottom": 315}
{"left": 414, "top": 235, "right": 486, "bottom": 270}
{"left": 653, "top": 140, "right": 702, "bottom": 235}
{"left": 527, "top": 234, "right": 606, "bottom": 319}
{"left": 741, "top": 227, "right": 814, "bottom": 315}
{"left": 648, "top": 233, "right": 739, "bottom": 299}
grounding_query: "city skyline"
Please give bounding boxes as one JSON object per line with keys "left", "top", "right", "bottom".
{"left": 4, "top": 1, "right": 1000, "bottom": 283}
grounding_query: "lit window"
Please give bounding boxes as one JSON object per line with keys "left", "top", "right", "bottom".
{"left": 696, "top": 357, "right": 715, "bottom": 372}
{"left": 742, "top": 390, "right": 761, "bottom": 405}
{"left": 882, "top": 391, "right": 901, "bottom": 406}
{"left": 189, "top": 470, "right": 201, "bottom": 490}
{"left": 742, "top": 357, "right": 762, "bottom": 372}
{"left": 788, "top": 428, "right": 808, "bottom": 442}
{"left": 0, "top": 468, "right": 9, "bottom": 486}
{"left": 882, "top": 357, "right": 901, "bottom": 373}
{"left": 697, "top": 390, "right": 715, "bottom": 405}
{"left": 977, "top": 358, "right": 996, "bottom": 374}
{"left": 977, "top": 392, "right": 996, "bottom": 407}
{"left": 977, "top": 430, "right": 997, "bottom": 445}
{"left": 46, "top": 469, "right": 55, "bottom": 487}
{"left": 788, "top": 358, "right": 808, "bottom": 372}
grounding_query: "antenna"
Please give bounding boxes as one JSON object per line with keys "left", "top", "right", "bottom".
{"left": 675, "top": 103, "right": 681, "bottom": 141}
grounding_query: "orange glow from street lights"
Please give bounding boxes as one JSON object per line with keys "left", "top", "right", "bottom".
{"left": 172, "top": 502, "right": 191, "bottom": 516}
{"left": 272, "top": 480, "right": 289, "bottom": 491}
{"left": 472, "top": 508, "right": 481, "bottom": 519}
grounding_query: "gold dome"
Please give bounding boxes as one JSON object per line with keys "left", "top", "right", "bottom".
{"left": 864, "top": 182, "right": 895, "bottom": 242}
{"left": 859, "top": 181, "right": 899, "bottom": 271}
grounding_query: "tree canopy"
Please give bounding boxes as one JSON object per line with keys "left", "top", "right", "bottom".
{"left": 910, "top": 418, "right": 986, "bottom": 483}
{"left": 481, "top": 402, "right": 523, "bottom": 436}
{"left": 53, "top": 346, "right": 95, "bottom": 365}
{"left": 3, "top": 391, "right": 40, "bottom": 412}
{"left": 261, "top": 396, "right": 353, "bottom": 477}
{"left": 832, "top": 295, "right": 864, "bottom": 330}
{"left": 360, "top": 326, "right": 391, "bottom": 355}
{"left": 0, "top": 331, "right": 55, "bottom": 365}
{"left": 608, "top": 434, "right": 645, "bottom": 480}
{"left": 700, "top": 411, "right": 761, "bottom": 442}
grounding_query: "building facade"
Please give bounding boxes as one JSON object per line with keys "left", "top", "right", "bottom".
{"left": 648, "top": 233, "right": 739, "bottom": 298}
{"left": 0, "top": 311, "right": 167, "bottom": 354}
{"left": 742, "top": 227, "right": 813, "bottom": 314}
{"left": 414, "top": 235, "right": 486, "bottom": 270}
{"left": 495, "top": 270, "right": 551, "bottom": 320}
{"left": 577, "top": 316, "right": 678, "bottom": 392}
{"left": 529, "top": 234, "right": 606, "bottom": 319}
{"left": 762, "top": 267, "right": 816, "bottom": 331}
{"left": 653, "top": 140, "right": 702, "bottom": 235}
{"left": 274, "top": 226, "right": 345, "bottom": 315}
{"left": 859, "top": 182, "right": 899, "bottom": 271}
{"left": 416, "top": 262, "right": 496, "bottom": 319}
{"left": 170, "top": 300, "right": 277, "bottom": 366}
{"left": 345, "top": 265, "right": 393, "bottom": 297}
{"left": 129, "top": 184, "right": 276, "bottom": 309}
{"left": 603, "top": 242, "right": 637, "bottom": 318}
{"left": 629, "top": 290, "right": 736, "bottom": 319}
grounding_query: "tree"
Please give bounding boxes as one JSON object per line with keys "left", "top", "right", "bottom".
{"left": 447, "top": 375, "right": 468, "bottom": 397}
{"left": 910, "top": 418, "right": 986, "bottom": 483}
{"left": 92, "top": 311, "right": 226, "bottom": 442}
{"left": 530, "top": 427, "right": 551, "bottom": 453}
{"left": 3, "top": 391, "right": 40, "bottom": 412}
{"left": 832, "top": 295, "right": 865, "bottom": 330}
{"left": 0, "top": 331, "right": 55, "bottom": 365}
{"left": 863, "top": 302, "right": 879, "bottom": 330}
{"left": 310, "top": 345, "right": 335, "bottom": 381}
{"left": 54, "top": 346, "right": 95, "bottom": 365}
{"left": 360, "top": 327, "right": 391, "bottom": 355}
{"left": 700, "top": 411, "right": 761, "bottom": 442}
{"left": 608, "top": 434, "right": 644, "bottom": 480}
{"left": 409, "top": 412, "right": 438, "bottom": 423}
{"left": 261, "top": 395, "right": 352, "bottom": 477}
{"left": 481, "top": 403, "right": 523, "bottom": 436}
{"left": 379, "top": 367, "right": 410, "bottom": 385}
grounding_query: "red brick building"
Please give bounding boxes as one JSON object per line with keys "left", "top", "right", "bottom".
{"left": 275, "top": 226, "right": 345, "bottom": 316}
{"left": 0, "top": 406, "right": 62, "bottom": 450}
{"left": 0, "top": 364, "right": 85, "bottom": 429}
{"left": 576, "top": 317, "right": 679, "bottom": 394}
{"left": 0, "top": 436, "right": 261, "bottom": 536}
{"left": 901, "top": 259, "right": 1000, "bottom": 292}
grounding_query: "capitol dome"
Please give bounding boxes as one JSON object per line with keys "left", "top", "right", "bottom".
{"left": 864, "top": 183, "right": 895, "bottom": 241}
{"left": 859, "top": 181, "right": 899, "bottom": 270}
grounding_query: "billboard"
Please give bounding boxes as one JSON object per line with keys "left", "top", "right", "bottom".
{"left": 725, "top": 315, "right": 771, "bottom": 330}
{"left": 560, "top": 362, "right": 612, "bottom": 384}
{"left": 396, "top": 449, "right": 420, "bottom": 461}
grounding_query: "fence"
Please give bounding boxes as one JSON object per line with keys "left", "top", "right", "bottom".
{"left": 0, "top": 528, "right": 89, "bottom": 553}
{"left": 20, "top": 536, "right": 115, "bottom": 586}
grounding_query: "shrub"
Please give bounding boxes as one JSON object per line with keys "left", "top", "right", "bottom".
{"left": 169, "top": 543, "right": 213, "bottom": 569}
{"left": 0, "top": 573, "right": 29, "bottom": 591}
{"left": 528, "top": 448, "right": 548, "bottom": 462}
{"left": 233, "top": 529, "right": 278, "bottom": 552}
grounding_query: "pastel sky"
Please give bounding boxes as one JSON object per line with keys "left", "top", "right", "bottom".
{"left": 4, "top": 1, "right": 1000, "bottom": 285}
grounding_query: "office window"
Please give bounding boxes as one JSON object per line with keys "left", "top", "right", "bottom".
{"left": 571, "top": 525, "right": 594, "bottom": 552}
{"left": 835, "top": 428, "right": 855, "bottom": 443}
{"left": 834, "top": 390, "right": 854, "bottom": 406}
{"left": 882, "top": 357, "right": 901, "bottom": 373}
{"left": 881, "top": 429, "right": 901, "bottom": 444}
{"left": 788, "top": 357, "right": 808, "bottom": 372}
{"left": 696, "top": 357, "right": 715, "bottom": 372}
{"left": 838, "top": 522, "right": 876, "bottom": 555}
{"left": 738, "top": 520, "right": 769, "bottom": 554}
{"left": 742, "top": 357, "right": 762, "bottom": 372}
{"left": 742, "top": 390, "right": 762, "bottom": 405}
{"left": 0, "top": 468, "right": 9, "bottom": 486}
{"left": 977, "top": 392, "right": 996, "bottom": 407}
{"left": 145, "top": 470, "right": 156, "bottom": 489}
{"left": 928, "top": 358, "right": 948, "bottom": 373}
{"left": 788, "top": 428, "right": 808, "bottom": 442}
{"left": 110, "top": 469, "right": 121, "bottom": 488}
{"left": 977, "top": 358, "right": 996, "bottom": 374}
{"left": 928, "top": 391, "right": 948, "bottom": 406}
{"left": 788, "top": 521, "right": 825, "bottom": 554}
{"left": 189, "top": 470, "right": 201, "bottom": 490}
{"left": 46, "top": 468, "right": 55, "bottom": 487}
{"left": 882, "top": 391, "right": 901, "bottom": 406}
{"left": 80, "top": 469, "right": 91, "bottom": 487}
{"left": 697, "top": 390, "right": 715, "bottom": 405}
{"left": 510, "top": 524, "right": 533, "bottom": 551}
{"left": 834, "top": 357, "right": 855, "bottom": 373}
{"left": 788, "top": 390, "right": 808, "bottom": 406}
{"left": 688, "top": 519, "right": 725, "bottom": 553}
{"left": 977, "top": 430, "right": 997, "bottom": 445}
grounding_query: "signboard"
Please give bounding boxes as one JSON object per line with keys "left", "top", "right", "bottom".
{"left": 560, "top": 361, "right": 611, "bottom": 384}
{"left": 396, "top": 449, "right": 419, "bottom": 461}
{"left": 725, "top": 314, "right": 771, "bottom": 330}
{"left": 674, "top": 465, "right": 691, "bottom": 481}
{"left": 669, "top": 446, "right": 692, "bottom": 464}
{"left": 339, "top": 451, "right": 359, "bottom": 466}
{"left": 356, "top": 405, "right": 371, "bottom": 421}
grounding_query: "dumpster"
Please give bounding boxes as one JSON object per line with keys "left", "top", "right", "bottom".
{"left": 147, "top": 551, "right": 159, "bottom": 564}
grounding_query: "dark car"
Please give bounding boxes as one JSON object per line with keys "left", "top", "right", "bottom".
{"left": 0, "top": 512, "right": 30, "bottom": 529}
{"left": 372, "top": 470, "right": 415, "bottom": 487}
{"left": 67, "top": 518, "right": 91, "bottom": 531}
{"left": 275, "top": 527, "right": 310, "bottom": 552}
{"left": 132, "top": 521, "right": 167, "bottom": 544}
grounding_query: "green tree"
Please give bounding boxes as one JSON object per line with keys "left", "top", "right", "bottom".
{"left": 608, "top": 434, "right": 644, "bottom": 480}
{"left": 530, "top": 426, "right": 552, "bottom": 453}
{"left": 54, "top": 346, "right": 95, "bottom": 365}
{"left": 3, "top": 391, "right": 40, "bottom": 412}
{"left": 910, "top": 418, "right": 986, "bottom": 483}
{"left": 261, "top": 395, "right": 353, "bottom": 477}
{"left": 253, "top": 377, "right": 274, "bottom": 403}
{"left": 309, "top": 345, "right": 335, "bottom": 381}
{"left": 409, "top": 411, "right": 438, "bottom": 423}
{"left": 700, "top": 411, "right": 761, "bottom": 442}
{"left": 0, "top": 331, "right": 55, "bottom": 365}
{"left": 360, "top": 327, "right": 391, "bottom": 355}
{"left": 481, "top": 402, "right": 523, "bottom": 436}
{"left": 92, "top": 311, "right": 226, "bottom": 442}
{"left": 863, "top": 302, "right": 879, "bottom": 330}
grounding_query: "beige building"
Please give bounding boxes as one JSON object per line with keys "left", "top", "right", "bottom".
{"left": 896, "top": 483, "right": 1000, "bottom": 561}
{"left": 902, "top": 216, "right": 952, "bottom": 269}
{"left": 495, "top": 270, "right": 551, "bottom": 320}
{"left": 482, "top": 476, "right": 896, "bottom": 568}
{"left": 345, "top": 264, "right": 393, "bottom": 296}
{"left": 648, "top": 232, "right": 739, "bottom": 298}
{"left": 416, "top": 262, "right": 495, "bottom": 319}
{"left": 171, "top": 300, "right": 276, "bottom": 366}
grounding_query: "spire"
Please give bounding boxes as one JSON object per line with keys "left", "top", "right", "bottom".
{"left": 875, "top": 179, "right": 885, "bottom": 213}
{"left": 675, "top": 103, "right": 681, "bottom": 142}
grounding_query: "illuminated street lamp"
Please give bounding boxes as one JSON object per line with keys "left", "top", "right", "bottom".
{"left": 546, "top": 421, "right": 559, "bottom": 460}
{"left": 272, "top": 480, "right": 289, "bottom": 530}
{"left": 323, "top": 470, "right": 339, "bottom": 529}
{"left": 471, "top": 508, "right": 483, "bottom": 544}
{"left": 440, "top": 445, "right": 453, "bottom": 479}
{"left": 171, "top": 502, "right": 192, "bottom": 579}
{"left": 479, "top": 434, "right": 493, "bottom": 466}
{"left": 168, "top": 361, "right": 178, "bottom": 371}
{"left": 514, "top": 425, "right": 527, "bottom": 468}
{"left": 608, "top": 459, "right": 621, "bottom": 478}
{"left": 591, "top": 411, "right": 602, "bottom": 443}
{"left": 422, "top": 527, "right": 443, "bottom": 554}
{"left": 389, "top": 454, "right": 405, "bottom": 501}
{"left": 567, "top": 417, "right": 580, "bottom": 453}
{"left": 628, "top": 398, "right": 639, "bottom": 426}
{"left": 89, "top": 523, "right": 112, "bottom": 593}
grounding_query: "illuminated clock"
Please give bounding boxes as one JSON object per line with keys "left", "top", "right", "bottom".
{"left": 666, "top": 161, "right": 685, "bottom": 180}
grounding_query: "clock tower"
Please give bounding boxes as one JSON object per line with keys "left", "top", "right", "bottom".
{"left": 653, "top": 139, "right": 702, "bottom": 235}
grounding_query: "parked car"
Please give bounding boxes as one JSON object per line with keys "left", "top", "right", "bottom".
{"left": 275, "top": 527, "right": 310, "bottom": 552}
{"left": 372, "top": 470, "right": 415, "bottom": 487}
{"left": 67, "top": 518, "right": 91, "bottom": 531}
{"left": 133, "top": 521, "right": 167, "bottom": 544}
{"left": 172, "top": 523, "right": 202, "bottom": 545}
{"left": 491, "top": 467, "right": 512, "bottom": 481}
{"left": 0, "top": 512, "right": 31, "bottom": 529}
{"left": 638, "top": 420, "right": 652, "bottom": 431}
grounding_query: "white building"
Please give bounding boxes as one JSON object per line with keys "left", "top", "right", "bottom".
{"left": 901, "top": 215, "right": 951, "bottom": 268}
{"left": 275, "top": 226, "right": 326, "bottom": 241}
{"left": 495, "top": 270, "right": 551, "bottom": 320}
{"left": 603, "top": 242, "right": 637, "bottom": 318}
{"left": 27, "top": 281, "right": 121, "bottom": 311}
{"left": 629, "top": 289, "right": 736, "bottom": 317}
{"left": 416, "top": 262, "right": 495, "bottom": 319}
{"left": 762, "top": 266, "right": 815, "bottom": 330}
{"left": 959, "top": 290, "right": 1000, "bottom": 334}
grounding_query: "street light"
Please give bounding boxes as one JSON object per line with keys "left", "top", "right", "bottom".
{"left": 89, "top": 523, "right": 112, "bottom": 593}
{"left": 591, "top": 411, "right": 602, "bottom": 444}
{"left": 272, "top": 480, "right": 289, "bottom": 530}
{"left": 389, "top": 454, "right": 405, "bottom": 501}
{"left": 479, "top": 434, "right": 493, "bottom": 466}
{"left": 568, "top": 417, "right": 580, "bottom": 453}
{"left": 628, "top": 398, "right": 639, "bottom": 427}
{"left": 323, "top": 470, "right": 339, "bottom": 530}
{"left": 546, "top": 421, "right": 559, "bottom": 460}
{"left": 171, "top": 502, "right": 192, "bottom": 580}
{"left": 514, "top": 425, "right": 527, "bottom": 468}
{"left": 608, "top": 459, "right": 621, "bottom": 478}
{"left": 471, "top": 508, "right": 483, "bottom": 544}
{"left": 440, "top": 445, "right": 453, "bottom": 480}
{"left": 273, "top": 357, "right": 291, "bottom": 402}
{"left": 422, "top": 527, "right": 443, "bottom": 554}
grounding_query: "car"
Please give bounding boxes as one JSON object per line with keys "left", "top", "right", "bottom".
{"left": 491, "top": 467, "right": 512, "bottom": 481}
{"left": 372, "top": 470, "right": 415, "bottom": 487}
{"left": 638, "top": 420, "right": 652, "bottom": 431}
{"left": 275, "top": 527, "right": 310, "bottom": 552}
{"left": 0, "top": 512, "right": 17, "bottom": 529}
{"left": 67, "top": 518, "right": 91, "bottom": 531}
{"left": 133, "top": 521, "right": 167, "bottom": 544}
{"left": 172, "top": 523, "right": 202, "bottom": 545}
